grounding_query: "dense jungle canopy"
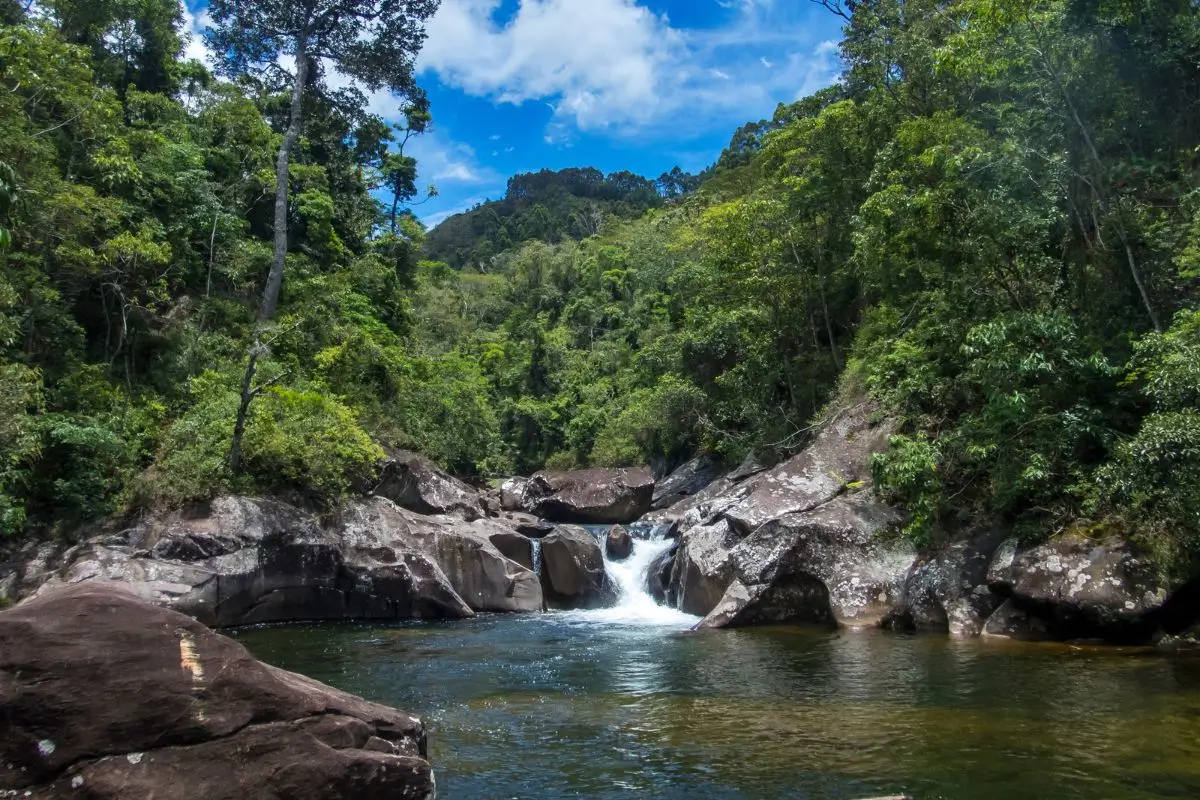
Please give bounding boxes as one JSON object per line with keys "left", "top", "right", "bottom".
{"left": 0, "top": 0, "right": 1197, "bottom": 574}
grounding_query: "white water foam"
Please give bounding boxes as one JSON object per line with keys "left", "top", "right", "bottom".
{"left": 558, "top": 527, "right": 699, "bottom": 629}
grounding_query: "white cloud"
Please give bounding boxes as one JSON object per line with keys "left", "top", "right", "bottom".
{"left": 816, "top": 39, "right": 840, "bottom": 57}
{"left": 418, "top": 0, "right": 842, "bottom": 139}
{"left": 420, "top": 0, "right": 677, "bottom": 131}
{"left": 421, "top": 194, "right": 494, "bottom": 228}
{"left": 181, "top": 2, "right": 213, "bottom": 65}
{"left": 406, "top": 131, "right": 501, "bottom": 186}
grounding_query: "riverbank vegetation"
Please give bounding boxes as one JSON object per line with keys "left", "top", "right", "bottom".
{"left": 1, "top": 0, "right": 1197, "bottom": 573}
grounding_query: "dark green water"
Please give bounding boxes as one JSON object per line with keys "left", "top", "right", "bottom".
{"left": 234, "top": 613, "right": 1200, "bottom": 800}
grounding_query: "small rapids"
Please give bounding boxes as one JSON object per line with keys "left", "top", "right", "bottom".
{"left": 559, "top": 524, "right": 698, "bottom": 628}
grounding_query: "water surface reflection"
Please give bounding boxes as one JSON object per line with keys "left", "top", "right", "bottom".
{"left": 235, "top": 617, "right": 1200, "bottom": 799}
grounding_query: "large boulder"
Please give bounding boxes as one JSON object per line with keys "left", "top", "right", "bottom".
{"left": 605, "top": 525, "right": 633, "bottom": 561}
{"left": 0, "top": 583, "right": 435, "bottom": 799}
{"left": 884, "top": 531, "right": 1008, "bottom": 636}
{"left": 726, "top": 450, "right": 770, "bottom": 482}
{"left": 343, "top": 501, "right": 543, "bottom": 615}
{"left": 522, "top": 467, "right": 655, "bottom": 524}
{"left": 981, "top": 537, "right": 1166, "bottom": 642}
{"left": 500, "top": 511, "right": 556, "bottom": 538}
{"left": 651, "top": 455, "right": 726, "bottom": 511}
{"left": 669, "top": 518, "right": 745, "bottom": 616}
{"left": 645, "top": 543, "right": 678, "bottom": 605}
{"left": 488, "top": 529, "right": 536, "bottom": 571}
{"left": 500, "top": 477, "right": 529, "bottom": 512}
{"left": 371, "top": 450, "right": 485, "bottom": 520}
{"left": 645, "top": 402, "right": 892, "bottom": 537}
{"left": 539, "top": 526, "right": 616, "bottom": 609}
{"left": 640, "top": 473, "right": 737, "bottom": 527}
{"left": 717, "top": 405, "right": 895, "bottom": 537}
{"left": 698, "top": 493, "right": 912, "bottom": 629}
{"left": 653, "top": 401, "right": 898, "bottom": 622}
{"left": 22, "top": 495, "right": 545, "bottom": 626}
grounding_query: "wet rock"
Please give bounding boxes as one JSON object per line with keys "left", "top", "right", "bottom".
{"left": 669, "top": 519, "right": 746, "bottom": 617}
{"left": 23, "top": 495, "right": 549, "bottom": 625}
{"left": 606, "top": 525, "right": 633, "bottom": 560}
{"left": 698, "top": 493, "right": 912, "bottom": 629}
{"left": 885, "top": 531, "right": 1007, "bottom": 636}
{"left": 0, "top": 582, "right": 435, "bottom": 800}
{"left": 501, "top": 477, "right": 529, "bottom": 512}
{"left": 645, "top": 543, "right": 678, "bottom": 605}
{"left": 539, "top": 526, "right": 616, "bottom": 609}
{"left": 982, "top": 538, "right": 1166, "bottom": 642}
{"left": 522, "top": 467, "right": 655, "bottom": 524}
{"left": 651, "top": 455, "right": 726, "bottom": 511}
{"left": 371, "top": 450, "right": 484, "bottom": 520}
{"left": 408, "top": 515, "right": 543, "bottom": 614}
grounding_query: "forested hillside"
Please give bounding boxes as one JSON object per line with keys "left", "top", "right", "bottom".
{"left": 417, "top": 0, "right": 1200, "bottom": 571}
{"left": 0, "top": 0, "right": 483, "bottom": 536}
{"left": 421, "top": 166, "right": 699, "bottom": 269}
{"left": 1, "top": 0, "right": 1198, "bottom": 577}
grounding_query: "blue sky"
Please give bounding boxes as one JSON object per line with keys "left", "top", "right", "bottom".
{"left": 183, "top": 0, "right": 846, "bottom": 228}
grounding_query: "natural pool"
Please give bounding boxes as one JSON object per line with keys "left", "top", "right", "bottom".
{"left": 234, "top": 536, "right": 1200, "bottom": 800}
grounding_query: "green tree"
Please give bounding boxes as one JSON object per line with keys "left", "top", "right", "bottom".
{"left": 207, "top": 0, "right": 439, "bottom": 469}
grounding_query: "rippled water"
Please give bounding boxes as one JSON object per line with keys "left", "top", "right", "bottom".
{"left": 235, "top": 535, "right": 1200, "bottom": 799}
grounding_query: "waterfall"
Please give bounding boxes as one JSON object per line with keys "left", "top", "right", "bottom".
{"left": 531, "top": 538, "right": 543, "bottom": 576}
{"left": 567, "top": 525, "right": 698, "bottom": 627}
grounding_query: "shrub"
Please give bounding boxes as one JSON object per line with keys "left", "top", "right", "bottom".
{"left": 143, "top": 371, "right": 382, "bottom": 507}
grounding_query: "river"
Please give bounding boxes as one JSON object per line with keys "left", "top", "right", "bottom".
{"left": 233, "top": 530, "right": 1200, "bottom": 799}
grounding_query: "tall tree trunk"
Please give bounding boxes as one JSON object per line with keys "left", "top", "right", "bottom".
{"left": 788, "top": 237, "right": 842, "bottom": 371}
{"left": 814, "top": 259, "right": 842, "bottom": 372}
{"left": 230, "top": 30, "right": 310, "bottom": 472}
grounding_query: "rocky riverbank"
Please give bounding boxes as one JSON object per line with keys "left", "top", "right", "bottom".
{"left": 0, "top": 451, "right": 627, "bottom": 626}
{"left": 4, "top": 416, "right": 1199, "bottom": 646}
{"left": 641, "top": 400, "right": 1199, "bottom": 646}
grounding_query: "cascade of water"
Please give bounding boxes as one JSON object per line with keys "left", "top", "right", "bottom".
{"left": 531, "top": 538, "right": 543, "bottom": 576}
{"left": 566, "top": 525, "right": 698, "bottom": 627}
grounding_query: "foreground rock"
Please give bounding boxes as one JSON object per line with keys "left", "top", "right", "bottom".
{"left": 521, "top": 467, "right": 655, "bottom": 524}
{"left": 540, "top": 526, "right": 616, "bottom": 609}
{"left": 0, "top": 583, "right": 435, "bottom": 799}
{"left": 372, "top": 449, "right": 485, "bottom": 520}
{"left": 605, "top": 525, "right": 633, "bottom": 560}
{"left": 698, "top": 493, "right": 912, "bottom": 629}
{"left": 20, "top": 495, "right": 547, "bottom": 626}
